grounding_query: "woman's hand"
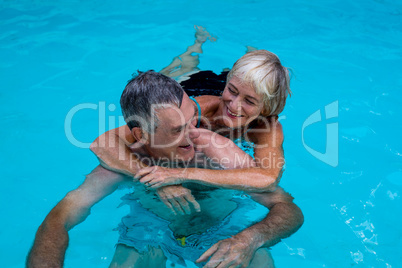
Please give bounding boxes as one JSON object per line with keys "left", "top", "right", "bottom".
{"left": 136, "top": 166, "right": 188, "bottom": 188}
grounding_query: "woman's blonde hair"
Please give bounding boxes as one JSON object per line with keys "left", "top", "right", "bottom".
{"left": 227, "top": 50, "right": 292, "bottom": 116}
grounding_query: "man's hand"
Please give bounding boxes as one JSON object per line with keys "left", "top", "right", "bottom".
{"left": 136, "top": 166, "right": 187, "bottom": 188}
{"left": 196, "top": 234, "right": 258, "bottom": 268}
{"left": 156, "top": 185, "right": 201, "bottom": 215}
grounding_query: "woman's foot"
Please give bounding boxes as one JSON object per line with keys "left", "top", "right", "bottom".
{"left": 246, "top": 45, "right": 258, "bottom": 53}
{"left": 195, "top": 25, "right": 217, "bottom": 43}
{"left": 160, "top": 26, "right": 217, "bottom": 77}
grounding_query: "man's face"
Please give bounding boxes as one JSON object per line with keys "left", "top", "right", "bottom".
{"left": 146, "top": 93, "right": 200, "bottom": 163}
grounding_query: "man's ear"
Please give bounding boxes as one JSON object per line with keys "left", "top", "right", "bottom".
{"left": 131, "top": 127, "right": 149, "bottom": 145}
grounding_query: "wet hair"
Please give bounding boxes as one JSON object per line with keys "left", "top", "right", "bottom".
{"left": 227, "top": 50, "right": 292, "bottom": 116}
{"left": 120, "top": 70, "right": 184, "bottom": 133}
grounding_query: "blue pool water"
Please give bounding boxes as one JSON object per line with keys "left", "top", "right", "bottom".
{"left": 1, "top": 0, "right": 401, "bottom": 267}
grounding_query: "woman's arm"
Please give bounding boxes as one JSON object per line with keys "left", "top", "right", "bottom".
{"left": 192, "top": 117, "right": 284, "bottom": 192}
{"left": 90, "top": 126, "right": 200, "bottom": 214}
{"left": 90, "top": 125, "right": 142, "bottom": 176}
{"left": 138, "top": 117, "right": 283, "bottom": 192}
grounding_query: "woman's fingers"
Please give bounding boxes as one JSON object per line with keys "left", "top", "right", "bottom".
{"left": 139, "top": 174, "right": 154, "bottom": 184}
{"left": 135, "top": 166, "right": 156, "bottom": 178}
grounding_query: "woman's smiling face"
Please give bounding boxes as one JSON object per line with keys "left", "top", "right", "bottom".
{"left": 220, "top": 76, "right": 265, "bottom": 128}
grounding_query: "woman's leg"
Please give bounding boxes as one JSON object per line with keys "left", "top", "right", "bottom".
{"left": 160, "top": 25, "right": 217, "bottom": 78}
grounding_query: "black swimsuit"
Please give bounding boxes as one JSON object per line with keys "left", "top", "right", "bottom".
{"left": 180, "top": 70, "right": 228, "bottom": 97}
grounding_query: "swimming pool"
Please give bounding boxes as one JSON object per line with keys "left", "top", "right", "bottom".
{"left": 1, "top": 0, "right": 401, "bottom": 267}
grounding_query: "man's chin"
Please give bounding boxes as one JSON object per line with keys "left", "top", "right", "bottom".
{"left": 174, "top": 148, "right": 195, "bottom": 163}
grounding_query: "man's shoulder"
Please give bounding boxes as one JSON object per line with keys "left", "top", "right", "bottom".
{"left": 87, "top": 165, "right": 127, "bottom": 180}
{"left": 91, "top": 125, "right": 133, "bottom": 147}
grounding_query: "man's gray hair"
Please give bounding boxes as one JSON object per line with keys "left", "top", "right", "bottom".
{"left": 120, "top": 70, "right": 184, "bottom": 133}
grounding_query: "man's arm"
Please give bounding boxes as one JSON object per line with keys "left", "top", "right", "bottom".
{"left": 239, "top": 188, "right": 304, "bottom": 248}
{"left": 26, "top": 165, "right": 127, "bottom": 267}
{"left": 197, "top": 187, "right": 304, "bottom": 268}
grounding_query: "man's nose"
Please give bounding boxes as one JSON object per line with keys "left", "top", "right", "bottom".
{"left": 188, "top": 123, "right": 200, "bottom": 140}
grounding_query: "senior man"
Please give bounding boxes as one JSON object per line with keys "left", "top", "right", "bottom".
{"left": 27, "top": 71, "right": 303, "bottom": 268}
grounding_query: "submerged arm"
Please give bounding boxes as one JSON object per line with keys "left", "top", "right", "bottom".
{"left": 197, "top": 187, "right": 304, "bottom": 267}
{"left": 26, "top": 166, "right": 127, "bottom": 267}
{"left": 238, "top": 188, "right": 304, "bottom": 248}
